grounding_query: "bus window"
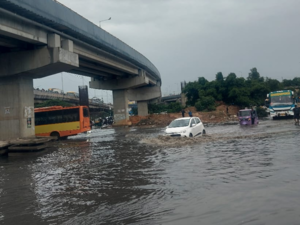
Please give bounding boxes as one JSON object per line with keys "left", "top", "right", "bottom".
{"left": 63, "top": 108, "right": 79, "bottom": 122}
{"left": 47, "top": 110, "right": 63, "bottom": 124}
{"left": 35, "top": 111, "right": 48, "bottom": 125}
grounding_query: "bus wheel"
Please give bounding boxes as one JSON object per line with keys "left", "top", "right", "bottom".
{"left": 50, "top": 132, "right": 60, "bottom": 140}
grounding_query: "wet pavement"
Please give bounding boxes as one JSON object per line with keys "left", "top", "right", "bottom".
{"left": 1, "top": 119, "right": 300, "bottom": 225}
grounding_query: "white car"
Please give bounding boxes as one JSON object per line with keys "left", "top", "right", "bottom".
{"left": 165, "top": 117, "right": 206, "bottom": 137}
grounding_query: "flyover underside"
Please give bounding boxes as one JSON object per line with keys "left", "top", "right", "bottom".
{"left": 0, "top": 1, "right": 162, "bottom": 137}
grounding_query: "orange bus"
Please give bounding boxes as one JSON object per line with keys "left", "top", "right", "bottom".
{"left": 34, "top": 106, "right": 91, "bottom": 139}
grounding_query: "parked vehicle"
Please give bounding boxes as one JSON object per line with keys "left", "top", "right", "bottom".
{"left": 238, "top": 109, "right": 258, "bottom": 125}
{"left": 165, "top": 117, "right": 206, "bottom": 137}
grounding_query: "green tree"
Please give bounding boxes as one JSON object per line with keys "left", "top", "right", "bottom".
{"left": 292, "top": 77, "right": 300, "bottom": 86}
{"left": 215, "top": 72, "right": 224, "bottom": 82}
{"left": 250, "top": 83, "right": 270, "bottom": 105}
{"left": 282, "top": 79, "right": 293, "bottom": 87}
{"left": 225, "top": 73, "right": 237, "bottom": 87}
{"left": 198, "top": 77, "right": 208, "bottom": 86}
{"left": 265, "top": 77, "right": 283, "bottom": 92}
{"left": 183, "top": 81, "right": 201, "bottom": 106}
{"left": 195, "top": 96, "right": 216, "bottom": 111}
{"left": 248, "top": 67, "right": 264, "bottom": 82}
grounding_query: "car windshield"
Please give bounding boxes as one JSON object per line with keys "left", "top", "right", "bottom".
{"left": 239, "top": 111, "right": 251, "bottom": 117}
{"left": 168, "top": 118, "right": 190, "bottom": 128}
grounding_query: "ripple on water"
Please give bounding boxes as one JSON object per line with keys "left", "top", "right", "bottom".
{"left": 1, "top": 120, "right": 300, "bottom": 224}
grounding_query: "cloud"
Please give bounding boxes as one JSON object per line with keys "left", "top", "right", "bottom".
{"left": 36, "top": 0, "right": 300, "bottom": 96}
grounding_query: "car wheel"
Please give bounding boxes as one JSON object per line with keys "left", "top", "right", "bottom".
{"left": 203, "top": 129, "right": 206, "bottom": 135}
{"left": 189, "top": 133, "right": 193, "bottom": 137}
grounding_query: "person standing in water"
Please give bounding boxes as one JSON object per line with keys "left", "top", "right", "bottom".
{"left": 293, "top": 105, "right": 300, "bottom": 125}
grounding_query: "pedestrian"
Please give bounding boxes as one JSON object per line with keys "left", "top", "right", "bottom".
{"left": 251, "top": 109, "right": 256, "bottom": 125}
{"left": 293, "top": 105, "right": 300, "bottom": 125}
{"left": 181, "top": 109, "right": 185, "bottom": 117}
{"left": 188, "top": 110, "right": 192, "bottom": 117}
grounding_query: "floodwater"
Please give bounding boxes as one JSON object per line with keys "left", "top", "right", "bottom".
{"left": 1, "top": 119, "right": 300, "bottom": 225}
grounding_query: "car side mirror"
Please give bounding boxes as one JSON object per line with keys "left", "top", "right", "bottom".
{"left": 166, "top": 126, "right": 169, "bottom": 128}
{"left": 191, "top": 123, "right": 196, "bottom": 127}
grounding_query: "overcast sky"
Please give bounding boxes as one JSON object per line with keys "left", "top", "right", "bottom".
{"left": 34, "top": 0, "right": 300, "bottom": 101}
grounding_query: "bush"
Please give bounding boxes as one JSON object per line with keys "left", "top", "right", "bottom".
{"left": 195, "top": 102, "right": 205, "bottom": 111}
{"left": 149, "top": 103, "right": 167, "bottom": 114}
{"left": 256, "top": 107, "right": 268, "bottom": 117}
{"left": 149, "top": 102, "right": 182, "bottom": 114}
{"left": 167, "top": 102, "right": 182, "bottom": 113}
{"left": 195, "top": 96, "right": 216, "bottom": 111}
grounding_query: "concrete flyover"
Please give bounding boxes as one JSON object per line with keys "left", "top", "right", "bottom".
{"left": 33, "top": 89, "right": 111, "bottom": 110}
{"left": 0, "top": 0, "right": 161, "bottom": 140}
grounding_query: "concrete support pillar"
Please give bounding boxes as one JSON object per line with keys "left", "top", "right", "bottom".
{"left": 181, "top": 93, "right": 187, "bottom": 107}
{"left": 0, "top": 76, "right": 35, "bottom": 141}
{"left": 137, "top": 101, "right": 149, "bottom": 116}
{"left": 112, "top": 90, "right": 131, "bottom": 126}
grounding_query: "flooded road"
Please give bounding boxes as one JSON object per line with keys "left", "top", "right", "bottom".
{"left": 1, "top": 119, "right": 300, "bottom": 225}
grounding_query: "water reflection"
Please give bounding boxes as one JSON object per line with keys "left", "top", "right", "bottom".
{"left": 32, "top": 128, "right": 170, "bottom": 224}
{"left": 0, "top": 155, "right": 47, "bottom": 225}
{"left": 1, "top": 120, "right": 300, "bottom": 224}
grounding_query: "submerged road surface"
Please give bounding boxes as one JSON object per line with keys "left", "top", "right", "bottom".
{"left": 1, "top": 119, "right": 300, "bottom": 225}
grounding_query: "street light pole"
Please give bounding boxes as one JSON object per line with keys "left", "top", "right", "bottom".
{"left": 99, "top": 17, "right": 111, "bottom": 27}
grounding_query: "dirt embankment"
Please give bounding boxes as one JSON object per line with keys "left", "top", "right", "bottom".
{"left": 130, "top": 104, "right": 240, "bottom": 127}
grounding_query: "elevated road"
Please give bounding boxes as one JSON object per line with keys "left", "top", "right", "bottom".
{"left": 33, "top": 90, "right": 111, "bottom": 110}
{"left": 0, "top": 0, "right": 162, "bottom": 140}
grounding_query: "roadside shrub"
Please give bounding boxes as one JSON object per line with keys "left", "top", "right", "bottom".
{"left": 195, "top": 101, "right": 205, "bottom": 111}
{"left": 149, "top": 102, "right": 182, "bottom": 114}
{"left": 195, "top": 96, "right": 216, "bottom": 111}
{"left": 167, "top": 102, "right": 182, "bottom": 113}
{"left": 207, "top": 105, "right": 216, "bottom": 111}
{"left": 149, "top": 103, "right": 167, "bottom": 114}
{"left": 256, "top": 107, "right": 268, "bottom": 117}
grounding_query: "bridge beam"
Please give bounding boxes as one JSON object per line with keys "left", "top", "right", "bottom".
{"left": 127, "top": 86, "right": 161, "bottom": 102}
{"left": 0, "top": 46, "right": 78, "bottom": 78}
{"left": 89, "top": 70, "right": 157, "bottom": 90}
{"left": 0, "top": 76, "right": 35, "bottom": 141}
